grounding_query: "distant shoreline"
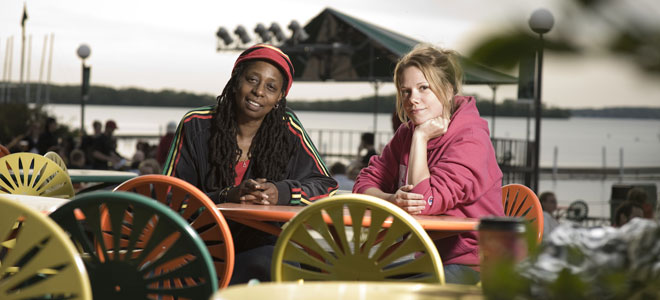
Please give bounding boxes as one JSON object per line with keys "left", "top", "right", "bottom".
{"left": 40, "top": 103, "right": 660, "bottom": 120}
{"left": 11, "top": 83, "right": 660, "bottom": 119}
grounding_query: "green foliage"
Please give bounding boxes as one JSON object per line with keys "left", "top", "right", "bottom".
{"left": 468, "top": 30, "right": 578, "bottom": 72}
{"left": 572, "top": 107, "right": 660, "bottom": 119}
{"left": 549, "top": 269, "right": 589, "bottom": 299}
{"left": 467, "top": 1, "right": 660, "bottom": 75}
{"left": 288, "top": 95, "right": 396, "bottom": 113}
{"left": 475, "top": 99, "right": 571, "bottom": 118}
{"left": 289, "top": 94, "right": 572, "bottom": 118}
{"left": 13, "top": 84, "right": 217, "bottom": 107}
{"left": 482, "top": 260, "right": 530, "bottom": 300}
{"left": 6, "top": 83, "right": 655, "bottom": 119}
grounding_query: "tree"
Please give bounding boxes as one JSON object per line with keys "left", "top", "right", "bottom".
{"left": 467, "top": 0, "right": 660, "bottom": 74}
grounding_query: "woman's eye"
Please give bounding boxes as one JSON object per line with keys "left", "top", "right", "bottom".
{"left": 247, "top": 76, "right": 257, "bottom": 83}
{"left": 401, "top": 90, "right": 410, "bottom": 96}
{"left": 267, "top": 84, "right": 277, "bottom": 92}
{"left": 420, "top": 85, "right": 429, "bottom": 91}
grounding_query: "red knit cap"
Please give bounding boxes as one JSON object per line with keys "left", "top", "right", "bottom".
{"left": 233, "top": 44, "right": 294, "bottom": 97}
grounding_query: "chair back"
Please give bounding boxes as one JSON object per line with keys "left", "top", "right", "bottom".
{"left": 49, "top": 191, "right": 218, "bottom": 300}
{"left": 115, "top": 174, "right": 235, "bottom": 288}
{"left": 0, "top": 144, "right": 9, "bottom": 158}
{"left": 501, "top": 184, "right": 544, "bottom": 244}
{"left": 45, "top": 151, "right": 69, "bottom": 172}
{"left": 0, "top": 195, "right": 92, "bottom": 300}
{"left": 271, "top": 193, "right": 445, "bottom": 283}
{"left": 0, "top": 152, "right": 74, "bottom": 198}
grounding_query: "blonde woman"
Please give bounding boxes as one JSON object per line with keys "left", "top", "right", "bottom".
{"left": 353, "top": 44, "right": 504, "bottom": 284}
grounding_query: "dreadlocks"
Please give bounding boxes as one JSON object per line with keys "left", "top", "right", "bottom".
{"left": 208, "top": 61, "right": 292, "bottom": 190}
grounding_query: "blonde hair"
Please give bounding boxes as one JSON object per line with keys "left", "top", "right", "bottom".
{"left": 393, "top": 44, "right": 463, "bottom": 124}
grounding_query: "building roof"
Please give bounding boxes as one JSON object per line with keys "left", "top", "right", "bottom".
{"left": 282, "top": 7, "right": 517, "bottom": 85}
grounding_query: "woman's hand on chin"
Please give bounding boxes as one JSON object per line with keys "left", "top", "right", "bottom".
{"left": 414, "top": 116, "right": 450, "bottom": 142}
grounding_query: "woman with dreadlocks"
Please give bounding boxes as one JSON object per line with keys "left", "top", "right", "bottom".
{"left": 163, "top": 44, "right": 338, "bottom": 284}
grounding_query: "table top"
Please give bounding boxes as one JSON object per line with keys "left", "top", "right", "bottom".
{"left": 68, "top": 169, "right": 138, "bottom": 183}
{"left": 212, "top": 281, "right": 483, "bottom": 300}
{"left": 0, "top": 194, "right": 70, "bottom": 213}
{"left": 217, "top": 203, "right": 478, "bottom": 232}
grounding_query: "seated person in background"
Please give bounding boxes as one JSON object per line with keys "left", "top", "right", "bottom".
{"left": 330, "top": 162, "right": 354, "bottom": 191}
{"left": 138, "top": 158, "right": 161, "bottom": 175}
{"left": 626, "top": 187, "right": 653, "bottom": 219}
{"left": 162, "top": 44, "right": 337, "bottom": 284}
{"left": 539, "top": 191, "right": 560, "bottom": 238}
{"left": 37, "top": 117, "right": 60, "bottom": 154}
{"left": 81, "top": 120, "right": 103, "bottom": 167}
{"left": 69, "top": 149, "right": 87, "bottom": 169}
{"left": 91, "top": 120, "right": 125, "bottom": 170}
{"left": 614, "top": 200, "right": 644, "bottom": 227}
{"left": 131, "top": 149, "right": 145, "bottom": 170}
{"left": 358, "top": 132, "right": 377, "bottom": 167}
{"left": 157, "top": 121, "right": 177, "bottom": 165}
{"left": 346, "top": 161, "right": 363, "bottom": 181}
{"left": 7, "top": 120, "right": 41, "bottom": 153}
{"left": 353, "top": 44, "right": 504, "bottom": 284}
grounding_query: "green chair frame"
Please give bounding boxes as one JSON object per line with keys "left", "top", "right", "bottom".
{"left": 0, "top": 195, "right": 92, "bottom": 300}
{"left": 115, "top": 174, "right": 235, "bottom": 288}
{"left": 271, "top": 193, "right": 445, "bottom": 283}
{"left": 0, "top": 152, "right": 74, "bottom": 199}
{"left": 502, "top": 184, "right": 544, "bottom": 244}
{"left": 49, "top": 191, "right": 217, "bottom": 300}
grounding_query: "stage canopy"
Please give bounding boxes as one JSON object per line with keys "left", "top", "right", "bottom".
{"left": 281, "top": 7, "right": 518, "bottom": 85}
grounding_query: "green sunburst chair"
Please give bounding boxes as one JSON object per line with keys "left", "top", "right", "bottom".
{"left": 114, "top": 174, "right": 235, "bottom": 288}
{"left": 49, "top": 191, "right": 217, "bottom": 300}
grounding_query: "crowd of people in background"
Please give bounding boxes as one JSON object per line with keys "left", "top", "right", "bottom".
{"left": 4, "top": 117, "right": 177, "bottom": 177}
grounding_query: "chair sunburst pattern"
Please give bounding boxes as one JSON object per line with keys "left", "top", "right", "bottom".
{"left": 115, "top": 174, "right": 235, "bottom": 288}
{"left": 271, "top": 193, "right": 444, "bottom": 283}
{"left": 44, "top": 151, "right": 68, "bottom": 172}
{"left": 49, "top": 191, "right": 217, "bottom": 300}
{"left": 0, "top": 195, "right": 92, "bottom": 300}
{"left": 502, "top": 184, "right": 544, "bottom": 244}
{"left": 0, "top": 152, "right": 74, "bottom": 198}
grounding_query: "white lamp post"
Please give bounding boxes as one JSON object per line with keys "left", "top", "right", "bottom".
{"left": 529, "top": 9, "right": 554, "bottom": 193}
{"left": 77, "top": 44, "right": 91, "bottom": 134}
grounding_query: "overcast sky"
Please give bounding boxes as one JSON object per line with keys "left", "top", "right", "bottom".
{"left": 1, "top": 0, "right": 659, "bottom": 109}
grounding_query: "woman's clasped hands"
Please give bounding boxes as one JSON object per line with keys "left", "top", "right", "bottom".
{"left": 230, "top": 178, "right": 278, "bottom": 205}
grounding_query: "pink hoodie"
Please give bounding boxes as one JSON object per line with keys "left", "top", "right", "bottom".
{"left": 353, "top": 96, "right": 504, "bottom": 266}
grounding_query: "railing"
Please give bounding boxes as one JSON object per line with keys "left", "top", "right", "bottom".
{"left": 306, "top": 129, "right": 533, "bottom": 186}
{"left": 492, "top": 138, "right": 534, "bottom": 186}
{"left": 305, "top": 129, "right": 393, "bottom": 165}
{"left": 116, "top": 130, "right": 534, "bottom": 185}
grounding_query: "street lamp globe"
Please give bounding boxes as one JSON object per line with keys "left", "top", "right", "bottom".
{"left": 529, "top": 8, "right": 554, "bottom": 34}
{"left": 77, "top": 44, "right": 91, "bottom": 60}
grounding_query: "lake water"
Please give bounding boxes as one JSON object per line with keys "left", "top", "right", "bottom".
{"left": 44, "top": 104, "right": 660, "bottom": 218}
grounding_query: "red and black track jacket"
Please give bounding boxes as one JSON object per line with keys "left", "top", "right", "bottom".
{"left": 163, "top": 106, "right": 338, "bottom": 205}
